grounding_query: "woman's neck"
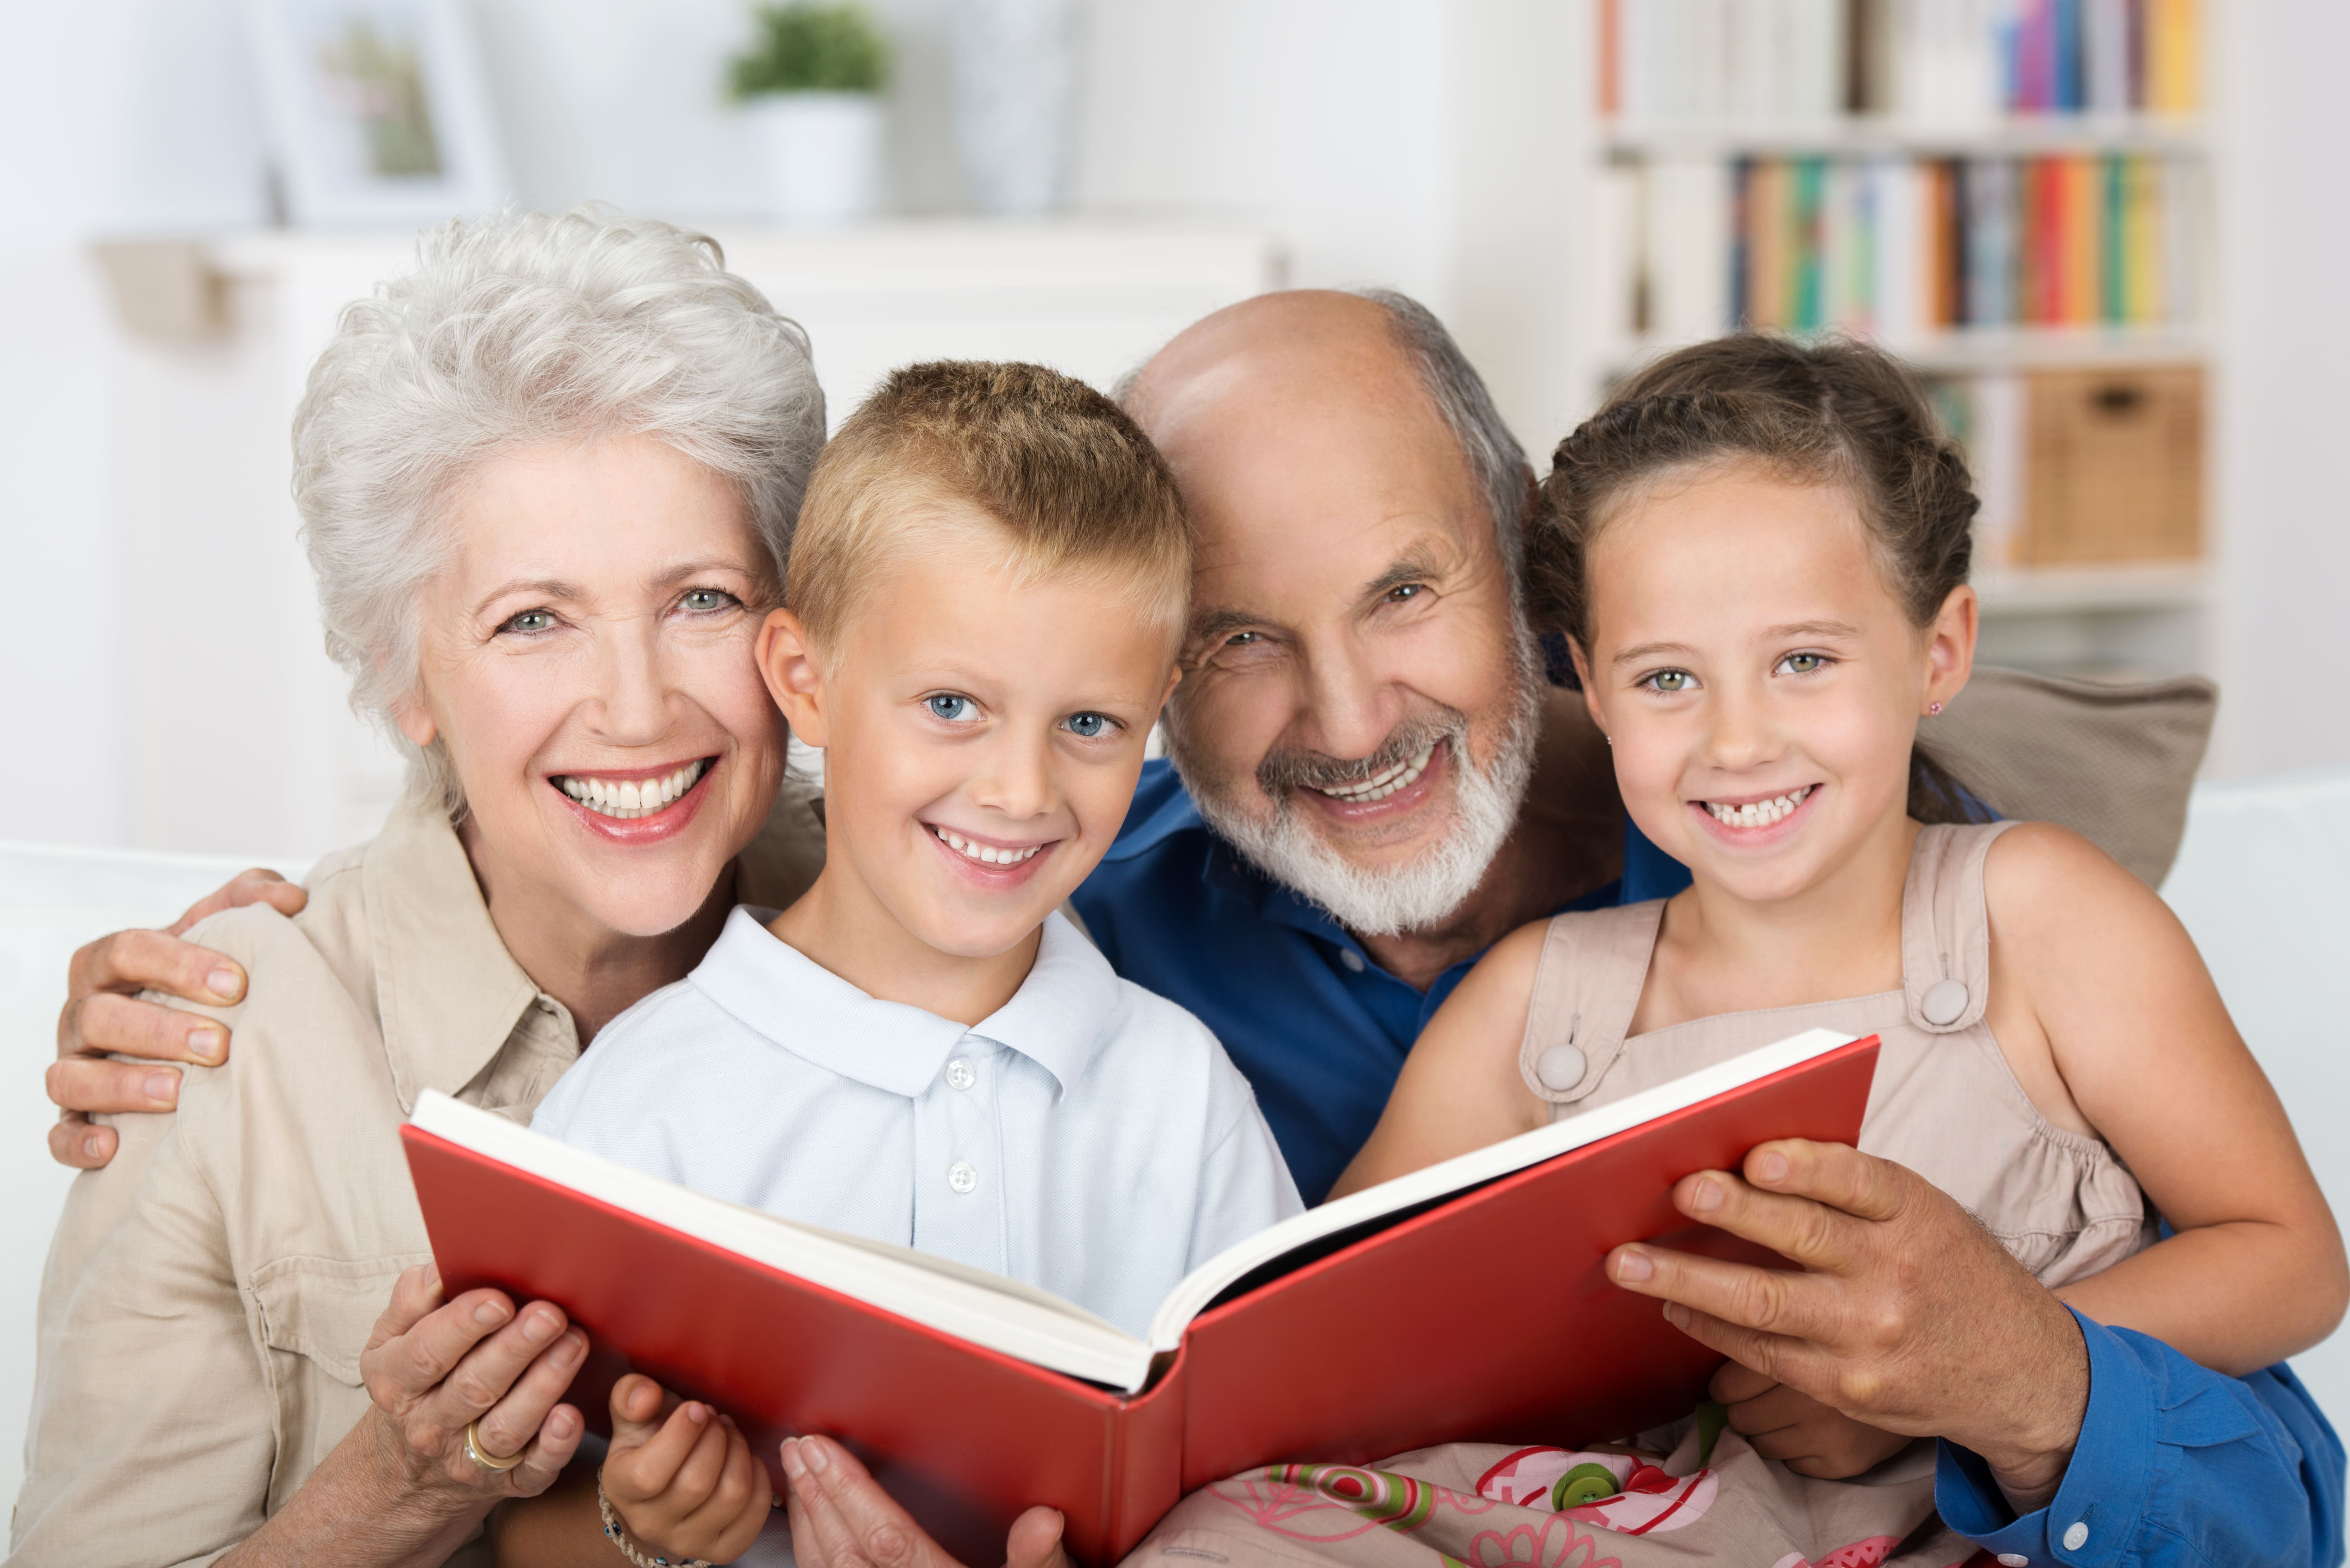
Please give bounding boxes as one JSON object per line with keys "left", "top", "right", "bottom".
{"left": 769, "top": 854, "right": 1039, "bottom": 1029}
{"left": 456, "top": 818, "right": 738, "bottom": 1043}
{"left": 1636, "top": 808, "right": 1922, "bottom": 1034}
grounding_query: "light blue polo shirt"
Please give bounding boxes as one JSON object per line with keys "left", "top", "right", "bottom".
{"left": 532, "top": 907, "right": 1303, "bottom": 1340}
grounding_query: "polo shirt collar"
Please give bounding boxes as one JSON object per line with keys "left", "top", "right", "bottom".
{"left": 688, "top": 908, "right": 1119, "bottom": 1098}
{"left": 364, "top": 798, "right": 552, "bottom": 1113}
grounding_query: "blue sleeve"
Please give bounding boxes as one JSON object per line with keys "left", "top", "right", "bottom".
{"left": 1936, "top": 1308, "right": 2344, "bottom": 1567}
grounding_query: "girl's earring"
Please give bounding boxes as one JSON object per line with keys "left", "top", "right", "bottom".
{"left": 1927, "top": 700, "right": 1944, "bottom": 715}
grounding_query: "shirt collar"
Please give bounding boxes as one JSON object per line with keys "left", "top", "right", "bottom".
{"left": 689, "top": 907, "right": 1119, "bottom": 1098}
{"left": 364, "top": 797, "right": 553, "bottom": 1113}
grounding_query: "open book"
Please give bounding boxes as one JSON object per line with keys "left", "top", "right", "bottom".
{"left": 404, "top": 1027, "right": 1875, "bottom": 1563}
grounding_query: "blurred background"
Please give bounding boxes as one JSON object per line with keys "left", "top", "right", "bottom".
{"left": 2, "top": 0, "right": 2347, "bottom": 861}
{"left": 4, "top": 0, "right": 2350, "bottom": 1505}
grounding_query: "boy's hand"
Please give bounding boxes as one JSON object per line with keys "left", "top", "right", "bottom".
{"left": 602, "top": 1374, "right": 774, "bottom": 1563}
{"left": 1709, "top": 1361, "right": 1915, "bottom": 1479}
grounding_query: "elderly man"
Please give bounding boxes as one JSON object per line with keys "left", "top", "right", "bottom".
{"left": 49, "top": 291, "right": 2341, "bottom": 1567}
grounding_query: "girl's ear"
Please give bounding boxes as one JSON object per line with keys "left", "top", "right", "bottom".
{"left": 1566, "top": 637, "right": 1608, "bottom": 739}
{"left": 1922, "top": 584, "right": 1979, "bottom": 714}
{"left": 759, "top": 609, "right": 831, "bottom": 748}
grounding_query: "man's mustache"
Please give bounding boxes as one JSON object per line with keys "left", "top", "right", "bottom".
{"left": 1254, "top": 712, "right": 1464, "bottom": 799}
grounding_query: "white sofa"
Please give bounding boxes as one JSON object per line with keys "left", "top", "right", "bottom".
{"left": 6, "top": 773, "right": 2348, "bottom": 1507}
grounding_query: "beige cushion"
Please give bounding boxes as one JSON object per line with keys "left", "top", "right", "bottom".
{"left": 1921, "top": 665, "right": 2217, "bottom": 887}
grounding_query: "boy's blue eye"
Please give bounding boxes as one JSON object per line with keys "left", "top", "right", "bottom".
{"left": 1644, "top": 669, "right": 1695, "bottom": 693}
{"left": 1063, "top": 712, "right": 1114, "bottom": 739}
{"left": 926, "top": 694, "right": 976, "bottom": 722}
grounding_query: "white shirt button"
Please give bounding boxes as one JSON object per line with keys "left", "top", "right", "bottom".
{"left": 946, "top": 1161, "right": 978, "bottom": 1194}
{"left": 944, "top": 1058, "right": 976, "bottom": 1091}
{"left": 1920, "top": 977, "right": 1970, "bottom": 1025}
{"left": 2061, "top": 1521, "right": 2089, "bottom": 1551}
{"left": 1338, "top": 948, "right": 1366, "bottom": 973}
{"left": 1535, "top": 1043, "right": 1588, "bottom": 1092}
{"left": 1997, "top": 1555, "right": 2029, "bottom": 1567}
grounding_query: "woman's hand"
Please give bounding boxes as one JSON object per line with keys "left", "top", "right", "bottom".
{"left": 1708, "top": 1361, "right": 1913, "bottom": 1478}
{"left": 355, "top": 1263, "right": 589, "bottom": 1505}
{"left": 602, "top": 1374, "right": 774, "bottom": 1564}
{"left": 781, "top": 1436, "right": 1070, "bottom": 1568}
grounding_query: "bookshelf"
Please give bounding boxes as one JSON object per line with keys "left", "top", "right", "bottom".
{"left": 1568, "top": 0, "right": 2215, "bottom": 682}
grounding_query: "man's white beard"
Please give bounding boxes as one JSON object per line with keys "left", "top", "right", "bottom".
{"left": 1175, "top": 634, "right": 1545, "bottom": 940}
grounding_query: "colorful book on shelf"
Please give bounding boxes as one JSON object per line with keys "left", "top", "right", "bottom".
{"left": 403, "top": 1030, "right": 1879, "bottom": 1565}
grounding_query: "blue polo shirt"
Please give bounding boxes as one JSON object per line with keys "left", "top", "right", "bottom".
{"left": 1069, "top": 760, "right": 1692, "bottom": 1203}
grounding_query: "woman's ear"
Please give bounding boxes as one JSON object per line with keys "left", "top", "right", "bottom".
{"left": 391, "top": 688, "right": 437, "bottom": 749}
{"left": 1922, "top": 585, "right": 1979, "bottom": 715}
{"left": 759, "top": 609, "right": 830, "bottom": 747}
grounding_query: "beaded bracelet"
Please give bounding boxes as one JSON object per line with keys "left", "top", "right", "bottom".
{"left": 596, "top": 1467, "right": 714, "bottom": 1568}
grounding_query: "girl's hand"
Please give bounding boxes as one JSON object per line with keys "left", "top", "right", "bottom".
{"left": 781, "top": 1435, "right": 1070, "bottom": 1568}
{"left": 602, "top": 1374, "right": 774, "bottom": 1564}
{"left": 1710, "top": 1356, "right": 1913, "bottom": 1479}
{"left": 356, "top": 1263, "right": 588, "bottom": 1510}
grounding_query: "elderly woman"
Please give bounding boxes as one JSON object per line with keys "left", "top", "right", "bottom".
{"left": 12, "top": 208, "right": 828, "bottom": 1566}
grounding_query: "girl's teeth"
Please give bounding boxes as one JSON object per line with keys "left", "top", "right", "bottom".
{"left": 934, "top": 827, "right": 1042, "bottom": 866}
{"left": 1320, "top": 742, "right": 1438, "bottom": 802}
{"left": 1704, "top": 785, "right": 1814, "bottom": 829}
{"left": 558, "top": 759, "right": 709, "bottom": 820}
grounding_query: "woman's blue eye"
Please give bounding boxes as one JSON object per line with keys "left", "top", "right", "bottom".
{"left": 926, "top": 694, "right": 976, "bottom": 722}
{"left": 681, "top": 588, "right": 732, "bottom": 612}
{"left": 503, "top": 610, "right": 554, "bottom": 634}
{"left": 1644, "top": 669, "right": 1694, "bottom": 693}
{"left": 1063, "top": 712, "right": 1114, "bottom": 739}
{"left": 1778, "top": 652, "right": 1829, "bottom": 675}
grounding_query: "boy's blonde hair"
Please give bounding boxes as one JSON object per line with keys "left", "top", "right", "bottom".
{"left": 785, "top": 360, "right": 1190, "bottom": 650}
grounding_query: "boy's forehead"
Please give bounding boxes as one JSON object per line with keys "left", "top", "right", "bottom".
{"left": 835, "top": 521, "right": 1183, "bottom": 665}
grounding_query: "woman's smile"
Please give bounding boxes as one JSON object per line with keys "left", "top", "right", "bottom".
{"left": 549, "top": 755, "right": 723, "bottom": 844}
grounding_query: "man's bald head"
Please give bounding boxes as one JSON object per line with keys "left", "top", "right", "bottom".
{"left": 1124, "top": 288, "right": 1531, "bottom": 578}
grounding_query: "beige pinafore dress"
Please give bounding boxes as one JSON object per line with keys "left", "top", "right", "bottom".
{"left": 1127, "top": 823, "right": 2155, "bottom": 1568}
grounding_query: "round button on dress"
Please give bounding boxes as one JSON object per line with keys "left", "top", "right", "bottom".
{"left": 1920, "top": 977, "right": 1970, "bottom": 1026}
{"left": 946, "top": 1161, "right": 978, "bottom": 1194}
{"left": 1535, "top": 1043, "right": 1588, "bottom": 1092}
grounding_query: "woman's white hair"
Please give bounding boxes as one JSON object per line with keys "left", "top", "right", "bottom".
{"left": 293, "top": 205, "right": 826, "bottom": 813}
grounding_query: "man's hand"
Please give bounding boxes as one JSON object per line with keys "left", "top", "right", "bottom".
{"left": 1708, "top": 1361, "right": 1913, "bottom": 1479}
{"left": 781, "top": 1436, "right": 1070, "bottom": 1568}
{"left": 1607, "top": 1138, "right": 2089, "bottom": 1511}
{"left": 49, "top": 869, "right": 305, "bottom": 1169}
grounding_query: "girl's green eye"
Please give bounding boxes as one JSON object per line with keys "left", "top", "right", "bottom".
{"left": 1646, "top": 669, "right": 1694, "bottom": 693}
{"left": 1063, "top": 712, "right": 1113, "bottom": 739}
{"left": 504, "top": 610, "right": 554, "bottom": 634}
{"left": 1780, "top": 652, "right": 1828, "bottom": 675}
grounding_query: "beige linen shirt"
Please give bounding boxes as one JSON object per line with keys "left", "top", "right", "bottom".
{"left": 8, "top": 781, "right": 825, "bottom": 1568}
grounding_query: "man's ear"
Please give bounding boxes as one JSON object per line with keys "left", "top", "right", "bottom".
{"left": 1922, "top": 585, "right": 1978, "bottom": 714}
{"left": 759, "top": 609, "right": 830, "bottom": 748}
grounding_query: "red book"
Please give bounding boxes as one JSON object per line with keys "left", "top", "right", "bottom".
{"left": 404, "top": 1030, "right": 1879, "bottom": 1565}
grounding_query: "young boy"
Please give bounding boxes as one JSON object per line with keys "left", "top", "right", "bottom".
{"left": 501, "top": 363, "right": 1302, "bottom": 1567}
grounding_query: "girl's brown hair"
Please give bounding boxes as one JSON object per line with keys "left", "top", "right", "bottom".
{"left": 1529, "top": 333, "right": 1986, "bottom": 824}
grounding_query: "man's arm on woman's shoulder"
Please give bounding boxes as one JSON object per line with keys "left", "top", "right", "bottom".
{"left": 1938, "top": 1312, "right": 2344, "bottom": 1568}
{"left": 47, "top": 869, "right": 306, "bottom": 1167}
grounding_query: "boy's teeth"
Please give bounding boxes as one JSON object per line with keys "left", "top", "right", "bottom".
{"left": 557, "top": 759, "right": 709, "bottom": 820}
{"left": 1318, "top": 742, "right": 1438, "bottom": 802}
{"left": 934, "top": 827, "right": 1043, "bottom": 866}
{"left": 1704, "top": 785, "right": 1814, "bottom": 829}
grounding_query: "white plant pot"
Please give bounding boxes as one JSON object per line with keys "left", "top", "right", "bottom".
{"left": 745, "top": 92, "right": 886, "bottom": 226}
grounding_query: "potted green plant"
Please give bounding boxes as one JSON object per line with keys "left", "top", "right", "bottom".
{"left": 729, "top": 3, "right": 891, "bottom": 225}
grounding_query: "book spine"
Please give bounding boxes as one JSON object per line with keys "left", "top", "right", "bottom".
{"left": 2100, "top": 154, "right": 2125, "bottom": 323}
{"left": 1730, "top": 158, "right": 1755, "bottom": 328}
{"left": 2052, "top": 0, "right": 2083, "bottom": 112}
{"left": 1795, "top": 157, "right": 1828, "bottom": 330}
{"left": 1599, "top": 0, "right": 1622, "bottom": 117}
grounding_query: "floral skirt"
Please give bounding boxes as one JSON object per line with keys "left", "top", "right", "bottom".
{"left": 1122, "top": 1417, "right": 1990, "bottom": 1568}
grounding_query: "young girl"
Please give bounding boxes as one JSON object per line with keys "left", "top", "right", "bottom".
{"left": 1127, "top": 336, "right": 2346, "bottom": 1568}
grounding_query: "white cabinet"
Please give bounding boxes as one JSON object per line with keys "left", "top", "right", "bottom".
{"left": 103, "top": 220, "right": 1281, "bottom": 859}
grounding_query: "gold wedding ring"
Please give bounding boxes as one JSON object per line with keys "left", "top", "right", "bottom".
{"left": 463, "top": 1418, "right": 526, "bottom": 1472}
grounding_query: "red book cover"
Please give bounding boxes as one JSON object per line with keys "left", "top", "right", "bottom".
{"left": 404, "top": 1035, "right": 1879, "bottom": 1564}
